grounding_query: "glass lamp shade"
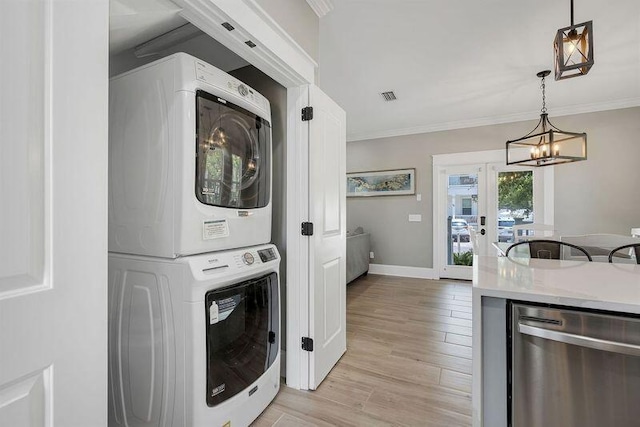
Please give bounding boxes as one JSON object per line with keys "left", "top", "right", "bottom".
{"left": 554, "top": 20, "right": 594, "bottom": 80}
{"left": 506, "top": 114, "right": 587, "bottom": 167}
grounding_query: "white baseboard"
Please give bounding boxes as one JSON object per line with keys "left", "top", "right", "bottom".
{"left": 368, "top": 263, "right": 438, "bottom": 279}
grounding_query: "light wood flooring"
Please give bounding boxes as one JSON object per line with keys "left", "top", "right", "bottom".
{"left": 252, "top": 274, "right": 473, "bottom": 427}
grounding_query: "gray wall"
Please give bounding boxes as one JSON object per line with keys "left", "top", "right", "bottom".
{"left": 229, "top": 65, "right": 288, "bottom": 351}
{"left": 347, "top": 107, "right": 640, "bottom": 269}
{"left": 254, "top": 0, "right": 319, "bottom": 62}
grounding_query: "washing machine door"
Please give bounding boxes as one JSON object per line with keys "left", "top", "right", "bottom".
{"left": 204, "top": 272, "right": 279, "bottom": 407}
{"left": 195, "top": 90, "right": 271, "bottom": 209}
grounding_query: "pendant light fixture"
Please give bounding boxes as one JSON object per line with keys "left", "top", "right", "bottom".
{"left": 506, "top": 70, "right": 587, "bottom": 167}
{"left": 554, "top": 0, "right": 594, "bottom": 80}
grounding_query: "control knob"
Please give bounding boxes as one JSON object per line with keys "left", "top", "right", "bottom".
{"left": 238, "top": 84, "right": 248, "bottom": 97}
{"left": 242, "top": 252, "right": 254, "bottom": 265}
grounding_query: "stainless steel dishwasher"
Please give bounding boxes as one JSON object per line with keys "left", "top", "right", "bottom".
{"left": 509, "top": 302, "right": 640, "bottom": 427}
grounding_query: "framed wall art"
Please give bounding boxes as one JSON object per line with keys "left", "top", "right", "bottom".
{"left": 347, "top": 168, "right": 415, "bottom": 197}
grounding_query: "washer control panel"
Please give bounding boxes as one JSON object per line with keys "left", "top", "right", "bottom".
{"left": 189, "top": 244, "right": 279, "bottom": 279}
{"left": 242, "top": 252, "right": 255, "bottom": 265}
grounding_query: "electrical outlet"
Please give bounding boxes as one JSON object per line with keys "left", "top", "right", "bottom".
{"left": 369, "top": 251, "right": 374, "bottom": 259}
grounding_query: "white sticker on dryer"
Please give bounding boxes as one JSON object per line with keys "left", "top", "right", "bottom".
{"left": 203, "top": 219, "right": 229, "bottom": 240}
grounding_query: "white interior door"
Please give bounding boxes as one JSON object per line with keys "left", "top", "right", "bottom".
{"left": 308, "top": 85, "right": 347, "bottom": 389}
{"left": 0, "top": 1, "right": 108, "bottom": 425}
{"left": 434, "top": 150, "right": 552, "bottom": 280}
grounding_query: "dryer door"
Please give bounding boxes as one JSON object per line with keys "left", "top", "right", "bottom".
{"left": 195, "top": 90, "right": 271, "bottom": 209}
{"left": 204, "top": 272, "right": 278, "bottom": 407}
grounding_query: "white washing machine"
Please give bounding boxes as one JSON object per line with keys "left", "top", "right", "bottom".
{"left": 109, "top": 52, "right": 273, "bottom": 258}
{"left": 108, "top": 244, "right": 281, "bottom": 427}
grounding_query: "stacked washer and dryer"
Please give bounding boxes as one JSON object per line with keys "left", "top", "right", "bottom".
{"left": 108, "top": 53, "right": 280, "bottom": 427}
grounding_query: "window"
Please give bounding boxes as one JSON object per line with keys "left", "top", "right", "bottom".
{"left": 462, "top": 198, "right": 472, "bottom": 215}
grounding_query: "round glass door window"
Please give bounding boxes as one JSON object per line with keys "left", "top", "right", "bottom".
{"left": 195, "top": 90, "right": 271, "bottom": 209}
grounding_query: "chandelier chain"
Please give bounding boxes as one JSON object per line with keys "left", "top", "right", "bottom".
{"left": 540, "top": 75, "right": 547, "bottom": 114}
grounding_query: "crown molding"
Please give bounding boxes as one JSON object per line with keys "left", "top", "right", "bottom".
{"left": 305, "top": 0, "right": 334, "bottom": 17}
{"left": 346, "top": 97, "right": 640, "bottom": 142}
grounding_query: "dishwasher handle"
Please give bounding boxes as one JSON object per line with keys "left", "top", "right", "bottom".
{"left": 518, "top": 322, "right": 640, "bottom": 357}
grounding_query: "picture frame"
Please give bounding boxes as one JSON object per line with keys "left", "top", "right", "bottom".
{"left": 347, "top": 168, "right": 415, "bottom": 197}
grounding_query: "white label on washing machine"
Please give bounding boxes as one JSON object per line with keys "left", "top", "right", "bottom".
{"left": 203, "top": 219, "right": 229, "bottom": 240}
{"left": 209, "top": 301, "right": 219, "bottom": 324}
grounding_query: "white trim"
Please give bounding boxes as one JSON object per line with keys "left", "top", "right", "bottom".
{"left": 347, "top": 97, "right": 640, "bottom": 142}
{"left": 285, "top": 85, "right": 310, "bottom": 390}
{"left": 543, "top": 167, "right": 555, "bottom": 226}
{"left": 174, "top": 0, "right": 316, "bottom": 87}
{"left": 368, "top": 264, "right": 438, "bottom": 280}
{"left": 433, "top": 149, "right": 505, "bottom": 166}
{"left": 241, "top": 0, "right": 318, "bottom": 67}
{"left": 280, "top": 349, "right": 286, "bottom": 379}
{"left": 305, "top": 0, "right": 334, "bottom": 17}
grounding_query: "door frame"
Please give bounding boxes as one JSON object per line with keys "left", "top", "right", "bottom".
{"left": 432, "top": 149, "right": 554, "bottom": 280}
{"left": 285, "top": 85, "right": 312, "bottom": 389}
{"left": 170, "top": 0, "right": 319, "bottom": 389}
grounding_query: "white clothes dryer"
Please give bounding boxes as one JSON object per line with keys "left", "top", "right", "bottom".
{"left": 109, "top": 53, "right": 272, "bottom": 258}
{"left": 108, "top": 244, "right": 280, "bottom": 427}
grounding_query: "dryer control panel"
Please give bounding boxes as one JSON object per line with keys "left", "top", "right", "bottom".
{"left": 195, "top": 60, "right": 269, "bottom": 112}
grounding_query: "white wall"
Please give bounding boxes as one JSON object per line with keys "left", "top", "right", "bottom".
{"left": 254, "top": 0, "right": 319, "bottom": 62}
{"left": 347, "top": 107, "right": 640, "bottom": 268}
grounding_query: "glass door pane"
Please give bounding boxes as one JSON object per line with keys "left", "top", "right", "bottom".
{"left": 497, "top": 171, "right": 533, "bottom": 244}
{"left": 447, "top": 173, "right": 477, "bottom": 267}
{"left": 204, "top": 272, "right": 278, "bottom": 407}
{"left": 196, "top": 90, "right": 271, "bottom": 209}
{"left": 442, "top": 167, "right": 484, "bottom": 280}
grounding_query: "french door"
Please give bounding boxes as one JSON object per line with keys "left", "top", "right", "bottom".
{"left": 433, "top": 150, "right": 553, "bottom": 280}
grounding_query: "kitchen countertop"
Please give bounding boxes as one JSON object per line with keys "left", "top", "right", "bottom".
{"left": 473, "top": 255, "right": 640, "bottom": 314}
{"left": 471, "top": 256, "right": 640, "bottom": 426}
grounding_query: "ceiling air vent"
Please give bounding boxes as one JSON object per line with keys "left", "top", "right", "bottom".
{"left": 221, "top": 22, "right": 235, "bottom": 31}
{"left": 380, "top": 91, "right": 397, "bottom": 101}
{"left": 245, "top": 40, "right": 257, "bottom": 48}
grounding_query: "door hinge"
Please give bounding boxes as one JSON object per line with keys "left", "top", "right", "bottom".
{"left": 301, "top": 222, "right": 314, "bottom": 236}
{"left": 302, "top": 337, "right": 314, "bottom": 351}
{"left": 268, "top": 331, "right": 276, "bottom": 344}
{"left": 301, "top": 106, "right": 313, "bottom": 121}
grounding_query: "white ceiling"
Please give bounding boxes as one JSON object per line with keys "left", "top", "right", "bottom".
{"left": 318, "top": 0, "right": 640, "bottom": 141}
{"left": 110, "top": 0, "right": 187, "bottom": 54}
{"left": 109, "top": 0, "right": 249, "bottom": 75}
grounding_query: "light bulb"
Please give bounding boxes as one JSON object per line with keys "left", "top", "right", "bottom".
{"left": 208, "top": 127, "right": 227, "bottom": 148}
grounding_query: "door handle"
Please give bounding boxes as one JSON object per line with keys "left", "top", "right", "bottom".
{"left": 518, "top": 323, "right": 640, "bottom": 357}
